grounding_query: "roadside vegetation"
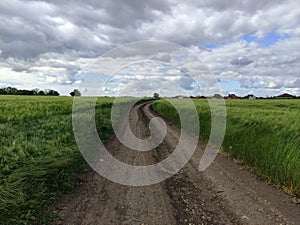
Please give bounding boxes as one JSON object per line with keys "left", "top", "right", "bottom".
{"left": 153, "top": 99, "right": 300, "bottom": 196}
{"left": 0, "top": 95, "right": 114, "bottom": 224}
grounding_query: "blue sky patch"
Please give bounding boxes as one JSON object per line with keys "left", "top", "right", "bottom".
{"left": 243, "top": 32, "right": 289, "bottom": 47}
{"left": 217, "top": 79, "right": 240, "bottom": 91}
{"left": 204, "top": 43, "right": 219, "bottom": 49}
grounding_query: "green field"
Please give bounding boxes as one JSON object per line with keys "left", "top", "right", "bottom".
{"left": 1, "top": 96, "right": 299, "bottom": 223}
{"left": 0, "top": 95, "right": 114, "bottom": 224}
{"left": 153, "top": 99, "right": 300, "bottom": 195}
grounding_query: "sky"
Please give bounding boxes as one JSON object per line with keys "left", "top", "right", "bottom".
{"left": 0, "top": 0, "right": 299, "bottom": 97}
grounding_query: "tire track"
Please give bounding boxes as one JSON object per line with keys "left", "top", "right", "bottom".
{"left": 53, "top": 101, "right": 299, "bottom": 225}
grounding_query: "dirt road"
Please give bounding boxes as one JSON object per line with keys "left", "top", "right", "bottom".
{"left": 53, "top": 101, "right": 299, "bottom": 225}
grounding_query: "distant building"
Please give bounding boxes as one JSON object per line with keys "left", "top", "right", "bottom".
{"left": 276, "top": 93, "right": 295, "bottom": 99}
{"left": 211, "top": 94, "right": 223, "bottom": 99}
{"left": 190, "top": 95, "right": 206, "bottom": 99}
{"left": 227, "top": 94, "right": 240, "bottom": 99}
{"left": 153, "top": 92, "right": 159, "bottom": 98}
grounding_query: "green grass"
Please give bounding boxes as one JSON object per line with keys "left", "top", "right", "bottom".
{"left": 0, "top": 95, "right": 114, "bottom": 224}
{"left": 1, "top": 96, "right": 299, "bottom": 223}
{"left": 153, "top": 99, "right": 300, "bottom": 195}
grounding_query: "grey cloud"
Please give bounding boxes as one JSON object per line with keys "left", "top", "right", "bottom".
{"left": 1, "top": 57, "right": 30, "bottom": 72}
{"left": 1, "top": 0, "right": 300, "bottom": 96}
{"left": 47, "top": 0, "right": 172, "bottom": 29}
{"left": 230, "top": 56, "right": 253, "bottom": 66}
{"left": 1, "top": 0, "right": 299, "bottom": 60}
{"left": 0, "top": 0, "right": 173, "bottom": 59}
{"left": 151, "top": 54, "right": 171, "bottom": 63}
{"left": 45, "top": 69, "right": 81, "bottom": 85}
{"left": 185, "top": 0, "right": 277, "bottom": 11}
{"left": 285, "top": 79, "right": 300, "bottom": 88}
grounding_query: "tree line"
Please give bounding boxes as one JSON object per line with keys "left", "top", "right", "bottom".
{"left": 0, "top": 87, "right": 60, "bottom": 96}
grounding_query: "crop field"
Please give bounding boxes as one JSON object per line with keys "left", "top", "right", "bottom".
{"left": 1, "top": 96, "right": 299, "bottom": 224}
{"left": 153, "top": 99, "right": 300, "bottom": 195}
{"left": 0, "top": 95, "right": 114, "bottom": 224}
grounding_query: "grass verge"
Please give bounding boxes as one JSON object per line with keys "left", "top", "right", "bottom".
{"left": 152, "top": 99, "right": 300, "bottom": 196}
{"left": 0, "top": 96, "right": 114, "bottom": 224}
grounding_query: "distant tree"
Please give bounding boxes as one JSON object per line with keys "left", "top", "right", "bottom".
{"left": 153, "top": 92, "right": 159, "bottom": 98}
{"left": 0, "top": 87, "right": 59, "bottom": 96}
{"left": 17, "top": 89, "right": 35, "bottom": 95}
{"left": 16, "top": 89, "right": 25, "bottom": 95}
{"left": 0, "top": 88, "right": 7, "bottom": 95}
{"left": 46, "top": 89, "right": 60, "bottom": 96}
{"left": 70, "top": 89, "right": 81, "bottom": 97}
{"left": 5, "top": 87, "right": 18, "bottom": 95}
{"left": 37, "top": 90, "right": 46, "bottom": 95}
{"left": 33, "top": 88, "right": 39, "bottom": 95}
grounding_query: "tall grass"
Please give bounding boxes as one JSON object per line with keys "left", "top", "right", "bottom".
{"left": 153, "top": 99, "right": 300, "bottom": 195}
{"left": 0, "top": 96, "right": 114, "bottom": 224}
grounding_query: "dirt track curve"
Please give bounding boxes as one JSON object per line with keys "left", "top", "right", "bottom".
{"left": 53, "top": 101, "right": 300, "bottom": 225}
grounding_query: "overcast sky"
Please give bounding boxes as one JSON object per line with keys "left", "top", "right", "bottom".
{"left": 0, "top": 0, "right": 299, "bottom": 96}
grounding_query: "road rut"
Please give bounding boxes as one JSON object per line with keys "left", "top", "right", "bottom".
{"left": 53, "top": 101, "right": 299, "bottom": 225}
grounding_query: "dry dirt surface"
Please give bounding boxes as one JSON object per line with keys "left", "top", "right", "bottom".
{"left": 53, "top": 101, "right": 300, "bottom": 225}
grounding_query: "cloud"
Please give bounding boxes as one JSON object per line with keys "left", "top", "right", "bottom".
{"left": 230, "top": 56, "right": 253, "bottom": 66}
{"left": 151, "top": 53, "right": 171, "bottom": 63}
{"left": 44, "top": 68, "right": 82, "bottom": 85}
{"left": 0, "top": 0, "right": 299, "bottom": 96}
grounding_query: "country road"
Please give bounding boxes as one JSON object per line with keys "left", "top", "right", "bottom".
{"left": 53, "top": 101, "right": 300, "bottom": 225}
